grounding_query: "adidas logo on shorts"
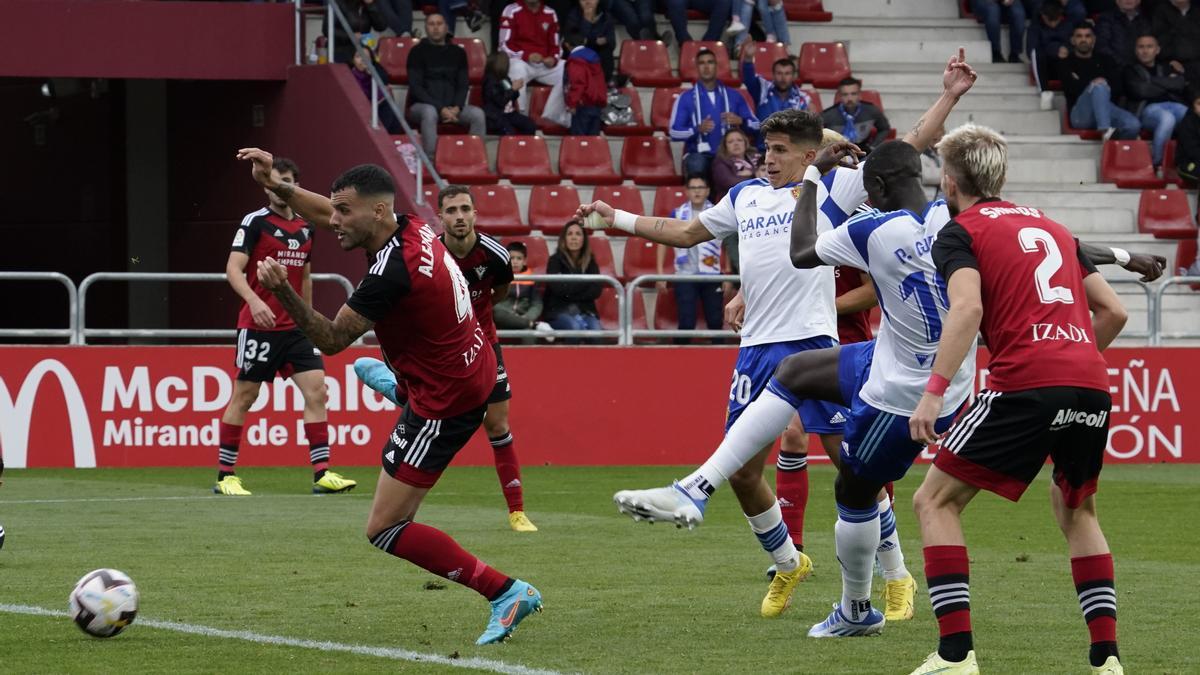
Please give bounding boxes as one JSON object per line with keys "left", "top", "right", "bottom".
{"left": 829, "top": 411, "right": 847, "bottom": 425}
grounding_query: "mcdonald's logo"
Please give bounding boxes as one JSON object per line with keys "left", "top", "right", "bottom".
{"left": 0, "top": 359, "right": 96, "bottom": 468}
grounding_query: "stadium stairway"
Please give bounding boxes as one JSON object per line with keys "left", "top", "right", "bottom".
{"left": 306, "top": 0, "right": 1200, "bottom": 343}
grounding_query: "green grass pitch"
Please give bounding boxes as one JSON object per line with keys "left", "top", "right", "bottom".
{"left": 0, "top": 464, "right": 1195, "bottom": 674}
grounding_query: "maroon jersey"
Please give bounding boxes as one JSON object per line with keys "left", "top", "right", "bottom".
{"left": 439, "top": 232, "right": 514, "bottom": 344}
{"left": 834, "top": 266, "right": 873, "bottom": 344}
{"left": 231, "top": 208, "right": 313, "bottom": 331}
{"left": 347, "top": 216, "right": 496, "bottom": 418}
{"left": 933, "top": 199, "right": 1108, "bottom": 393}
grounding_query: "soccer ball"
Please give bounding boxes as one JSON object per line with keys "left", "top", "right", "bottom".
{"left": 69, "top": 569, "right": 139, "bottom": 638}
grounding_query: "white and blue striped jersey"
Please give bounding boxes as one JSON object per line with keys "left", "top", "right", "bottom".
{"left": 814, "top": 200, "right": 976, "bottom": 417}
{"left": 699, "top": 166, "right": 868, "bottom": 347}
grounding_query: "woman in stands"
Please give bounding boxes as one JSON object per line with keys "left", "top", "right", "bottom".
{"left": 711, "top": 128, "right": 760, "bottom": 201}
{"left": 542, "top": 220, "right": 604, "bottom": 340}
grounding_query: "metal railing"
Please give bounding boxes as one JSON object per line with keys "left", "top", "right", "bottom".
{"left": 77, "top": 272, "right": 355, "bottom": 344}
{"left": 309, "top": 0, "right": 445, "bottom": 204}
{"left": 496, "top": 274, "right": 628, "bottom": 343}
{"left": 624, "top": 274, "right": 740, "bottom": 344}
{"left": 0, "top": 272, "right": 78, "bottom": 343}
{"left": 1152, "top": 276, "right": 1200, "bottom": 344}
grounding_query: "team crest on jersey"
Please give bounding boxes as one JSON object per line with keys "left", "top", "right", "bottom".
{"left": 790, "top": 186, "right": 802, "bottom": 200}
{"left": 475, "top": 264, "right": 488, "bottom": 280}
{"left": 541, "top": 21, "right": 550, "bottom": 30}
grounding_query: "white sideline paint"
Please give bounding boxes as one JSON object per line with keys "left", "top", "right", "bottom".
{"left": 0, "top": 603, "right": 565, "bottom": 675}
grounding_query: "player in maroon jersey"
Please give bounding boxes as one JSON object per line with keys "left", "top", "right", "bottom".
{"left": 215, "top": 157, "right": 357, "bottom": 497}
{"left": 354, "top": 184, "right": 539, "bottom": 532}
{"left": 906, "top": 124, "right": 1128, "bottom": 675}
{"left": 238, "top": 150, "right": 542, "bottom": 645}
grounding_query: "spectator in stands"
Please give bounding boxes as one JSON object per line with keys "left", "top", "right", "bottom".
{"left": 494, "top": 241, "right": 553, "bottom": 337}
{"left": 710, "top": 128, "right": 760, "bottom": 200}
{"left": 1097, "top": 0, "right": 1152, "bottom": 68}
{"left": 731, "top": 0, "right": 790, "bottom": 47}
{"left": 1152, "top": 0, "right": 1200, "bottom": 84}
{"left": 670, "top": 48, "right": 759, "bottom": 178}
{"left": 1029, "top": 0, "right": 1088, "bottom": 26}
{"left": 1124, "top": 33, "right": 1190, "bottom": 169}
{"left": 1058, "top": 20, "right": 1142, "bottom": 139}
{"left": 740, "top": 44, "right": 811, "bottom": 136}
{"left": 350, "top": 48, "right": 401, "bottom": 133}
{"left": 655, "top": 175, "right": 723, "bottom": 337}
{"left": 606, "top": 0, "right": 658, "bottom": 40}
{"left": 376, "top": 0, "right": 414, "bottom": 37}
{"left": 328, "top": 0, "right": 388, "bottom": 64}
{"left": 437, "top": 0, "right": 488, "bottom": 36}
{"left": 1028, "top": 1, "right": 1074, "bottom": 94}
{"left": 971, "top": 0, "right": 1027, "bottom": 63}
{"left": 406, "top": 13, "right": 485, "bottom": 157}
{"left": 500, "top": 0, "right": 565, "bottom": 113}
{"left": 543, "top": 221, "right": 604, "bottom": 336}
{"left": 1177, "top": 89, "right": 1200, "bottom": 180}
{"left": 482, "top": 52, "right": 539, "bottom": 135}
{"left": 564, "top": 0, "right": 616, "bottom": 84}
{"left": 664, "top": 0, "right": 734, "bottom": 44}
{"left": 819, "top": 77, "right": 891, "bottom": 154}
{"left": 563, "top": 32, "right": 608, "bottom": 135}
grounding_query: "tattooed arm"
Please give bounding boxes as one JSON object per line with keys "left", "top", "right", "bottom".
{"left": 902, "top": 48, "right": 977, "bottom": 152}
{"left": 257, "top": 258, "right": 373, "bottom": 354}
{"left": 237, "top": 147, "right": 336, "bottom": 230}
{"left": 575, "top": 200, "right": 715, "bottom": 248}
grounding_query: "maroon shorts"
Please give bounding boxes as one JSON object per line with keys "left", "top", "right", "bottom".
{"left": 381, "top": 401, "right": 487, "bottom": 488}
{"left": 933, "top": 386, "right": 1111, "bottom": 508}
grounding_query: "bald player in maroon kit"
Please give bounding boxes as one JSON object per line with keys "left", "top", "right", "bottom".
{"left": 906, "top": 124, "right": 1128, "bottom": 675}
{"left": 238, "top": 149, "right": 542, "bottom": 646}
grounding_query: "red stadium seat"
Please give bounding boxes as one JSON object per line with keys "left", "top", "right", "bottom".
{"left": 783, "top": 0, "right": 833, "bottom": 21}
{"left": 654, "top": 289, "right": 679, "bottom": 330}
{"left": 750, "top": 41, "right": 791, "bottom": 77}
{"left": 451, "top": 37, "right": 486, "bottom": 84}
{"left": 679, "top": 41, "right": 740, "bottom": 87}
{"left": 591, "top": 184, "right": 646, "bottom": 215}
{"left": 653, "top": 185, "right": 688, "bottom": 217}
{"left": 860, "top": 89, "right": 884, "bottom": 112}
{"left": 650, "top": 86, "right": 688, "bottom": 129}
{"left": 596, "top": 285, "right": 646, "bottom": 330}
{"left": 1162, "top": 141, "right": 1195, "bottom": 187}
{"left": 604, "top": 86, "right": 653, "bottom": 136}
{"left": 1137, "top": 189, "right": 1197, "bottom": 239}
{"left": 803, "top": 87, "right": 824, "bottom": 113}
{"left": 621, "top": 137, "right": 681, "bottom": 186}
{"left": 528, "top": 85, "right": 568, "bottom": 135}
{"left": 469, "top": 185, "right": 528, "bottom": 235}
{"left": 559, "top": 136, "right": 622, "bottom": 185}
{"left": 376, "top": 36, "right": 420, "bottom": 83}
{"left": 1100, "top": 140, "right": 1167, "bottom": 189}
{"left": 797, "top": 42, "right": 852, "bottom": 89}
{"left": 1061, "top": 107, "right": 1103, "bottom": 140}
{"left": 622, "top": 236, "right": 660, "bottom": 281}
{"left": 590, "top": 235, "right": 617, "bottom": 277}
{"left": 502, "top": 235, "right": 549, "bottom": 272}
{"left": 497, "top": 136, "right": 560, "bottom": 184}
{"left": 619, "top": 40, "right": 680, "bottom": 87}
{"left": 528, "top": 184, "right": 582, "bottom": 235}
{"left": 435, "top": 135, "right": 496, "bottom": 184}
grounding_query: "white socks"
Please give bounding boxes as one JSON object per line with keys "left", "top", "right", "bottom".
{"left": 747, "top": 501, "right": 799, "bottom": 572}
{"left": 876, "top": 493, "right": 909, "bottom": 581}
{"left": 835, "top": 502, "right": 880, "bottom": 621}
{"left": 678, "top": 388, "right": 796, "bottom": 499}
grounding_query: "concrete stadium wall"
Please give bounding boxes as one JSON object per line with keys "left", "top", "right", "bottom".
{"left": 0, "top": 346, "right": 1193, "bottom": 469}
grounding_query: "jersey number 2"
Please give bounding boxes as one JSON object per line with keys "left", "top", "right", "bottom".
{"left": 1018, "top": 227, "right": 1074, "bottom": 304}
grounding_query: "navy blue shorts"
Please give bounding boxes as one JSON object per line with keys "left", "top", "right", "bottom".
{"left": 727, "top": 336, "right": 848, "bottom": 435}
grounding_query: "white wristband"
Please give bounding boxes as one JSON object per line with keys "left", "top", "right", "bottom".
{"left": 613, "top": 209, "right": 638, "bottom": 234}
{"left": 803, "top": 164, "right": 822, "bottom": 186}
{"left": 1111, "top": 247, "right": 1131, "bottom": 267}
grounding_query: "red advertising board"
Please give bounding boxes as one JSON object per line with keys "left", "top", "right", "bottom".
{"left": 0, "top": 346, "right": 1193, "bottom": 468}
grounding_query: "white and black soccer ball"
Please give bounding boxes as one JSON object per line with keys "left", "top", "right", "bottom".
{"left": 69, "top": 569, "right": 139, "bottom": 638}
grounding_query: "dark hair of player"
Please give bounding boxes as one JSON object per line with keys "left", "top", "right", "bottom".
{"left": 273, "top": 157, "right": 301, "bottom": 181}
{"left": 758, "top": 108, "right": 823, "bottom": 147}
{"left": 438, "top": 184, "right": 474, "bottom": 210}
{"left": 330, "top": 164, "right": 395, "bottom": 197}
{"left": 863, "top": 141, "right": 921, "bottom": 183}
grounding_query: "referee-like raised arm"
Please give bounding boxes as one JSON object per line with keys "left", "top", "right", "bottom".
{"left": 237, "top": 148, "right": 335, "bottom": 229}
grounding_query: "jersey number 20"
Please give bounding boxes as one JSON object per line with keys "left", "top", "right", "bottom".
{"left": 1018, "top": 227, "right": 1074, "bottom": 304}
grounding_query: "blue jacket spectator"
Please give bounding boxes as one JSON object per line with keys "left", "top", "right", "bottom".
{"left": 740, "top": 49, "right": 811, "bottom": 150}
{"left": 670, "top": 48, "right": 759, "bottom": 178}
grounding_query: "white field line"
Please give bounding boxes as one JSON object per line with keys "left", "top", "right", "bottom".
{"left": 0, "top": 491, "right": 580, "bottom": 505}
{"left": 0, "top": 603, "right": 566, "bottom": 675}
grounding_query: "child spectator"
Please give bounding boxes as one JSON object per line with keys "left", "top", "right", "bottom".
{"left": 350, "top": 48, "right": 401, "bottom": 133}
{"left": 563, "top": 32, "right": 608, "bottom": 136}
{"left": 542, "top": 221, "right": 604, "bottom": 336}
{"left": 563, "top": 0, "right": 616, "bottom": 84}
{"left": 494, "top": 241, "right": 552, "bottom": 338}
{"left": 482, "top": 52, "right": 539, "bottom": 135}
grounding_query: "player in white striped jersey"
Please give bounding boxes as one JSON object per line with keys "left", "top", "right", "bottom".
{"left": 577, "top": 51, "right": 979, "bottom": 618}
